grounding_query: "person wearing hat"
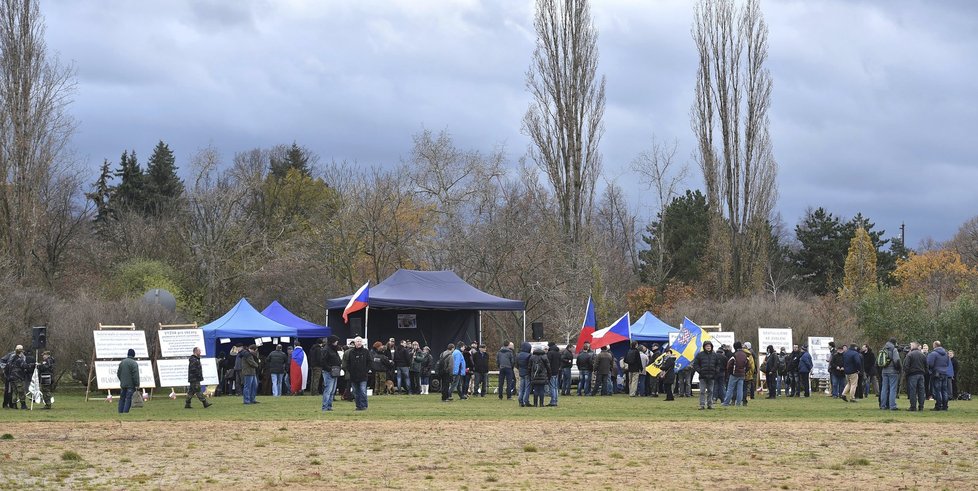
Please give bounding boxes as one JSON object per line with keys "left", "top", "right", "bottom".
{"left": 4, "top": 345, "right": 28, "bottom": 409}
{"left": 117, "top": 348, "right": 140, "bottom": 414}
{"left": 797, "top": 345, "right": 813, "bottom": 397}
{"left": 37, "top": 351, "right": 56, "bottom": 410}
{"left": 692, "top": 340, "right": 722, "bottom": 409}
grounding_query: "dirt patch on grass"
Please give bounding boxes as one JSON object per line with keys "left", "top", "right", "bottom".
{"left": 1, "top": 420, "right": 974, "bottom": 489}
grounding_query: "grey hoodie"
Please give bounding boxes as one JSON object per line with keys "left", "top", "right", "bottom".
{"left": 881, "top": 341, "right": 902, "bottom": 375}
{"left": 496, "top": 346, "right": 515, "bottom": 370}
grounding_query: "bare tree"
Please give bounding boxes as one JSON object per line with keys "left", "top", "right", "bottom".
{"left": 632, "top": 137, "right": 687, "bottom": 286}
{"left": 523, "top": 0, "right": 605, "bottom": 244}
{"left": 0, "top": 0, "right": 76, "bottom": 283}
{"left": 950, "top": 215, "right": 978, "bottom": 268}
{"left": 691, "top": 0, "right": 778, "bottom": 296}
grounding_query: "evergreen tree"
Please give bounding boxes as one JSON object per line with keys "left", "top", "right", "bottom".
{"left": 270, "top": 141, "right": 312, "bottom": 179}
{"left": 793, "top": 207, "right": 846, "bottom": 295}
{"left": 85, "top": 159, "right": 114, "bottom": 222}
{"left": 110, "top": 150, "right": 145, "bottom": 213}
{"left": 145, "top": 140, "right": 184, "bottom": 215}
{"left": 639, "top": 189, "right": 710, "bottom": 286}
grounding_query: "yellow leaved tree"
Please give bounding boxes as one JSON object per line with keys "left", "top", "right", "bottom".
{"left": 839, "top": 227, "right": 878, "bottom": 300}
{"left": 892, "top": 249, "right": 978, "bottom": 312}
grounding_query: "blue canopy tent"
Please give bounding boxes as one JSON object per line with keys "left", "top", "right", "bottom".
{"left": 327, "top": 269, "right": 525, "bottom": 350}
{"left": 629, "top": 311, "right": 678, "bottom": 343}
{"left": 261, "top": 301, "right": 331, "bottom": 339}
{"left": 201, "top": 298, "right": 297, "bottom": 358}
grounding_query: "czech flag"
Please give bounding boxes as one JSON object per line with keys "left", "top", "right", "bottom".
{"left": 342, "top": 281, "right": 370, "bottom": 323}
{"left": 590, "top": 312, "right": 630, "bottom": 350}
{"left": 290, "top": 345, "right": 308, "bottom": 393}
{"left": 574, "top": 296, "right": 596, "bottom": 353}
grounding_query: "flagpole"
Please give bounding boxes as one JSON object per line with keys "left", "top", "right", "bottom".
{"left": 365, "top": 306, "right": 370, "bottom": 343}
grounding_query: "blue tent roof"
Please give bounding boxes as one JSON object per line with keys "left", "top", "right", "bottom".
{"left": 261, "top": 301, "right": 331, "bottom": 339}
{"left": 327, "top": 269, "right": 525, "bottom": 311}
{"left": 201, "top": 298, "right": 297, "bottom": 357}
{"left": 629, "top": 311, "right": 678, "bottom": 342}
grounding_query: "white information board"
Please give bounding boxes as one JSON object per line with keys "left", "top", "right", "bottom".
{"left": 94, "top": 360, "right": 156, "bottom": 389}
{"left": 93, "top": 331, "right": 150, "bottom": 359}
{"left": 758, "top": 328, "right": 793, "bottom": 354}
{"left": 709, "top": 332, "right": 735, "bottom": 350}
{"left": 158, "top": 329, "right": 206, "bottom": 357}
{"left": 156, "top": 358, "right": 219, "bottom": 387}
{"left": 808, "top": 336, "right": 834, "bottom": 380}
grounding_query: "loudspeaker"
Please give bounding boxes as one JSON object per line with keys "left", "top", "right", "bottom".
{"left": 350, "top": 318, "right": 363, "bottom": 337}
{"left": 531, "top": 322, "right": 543, "bottom": 341}
{"left": 32, "top": 326, "right": 47, "bottom": 350}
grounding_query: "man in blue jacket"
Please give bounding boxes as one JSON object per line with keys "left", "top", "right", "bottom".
{"left": 451, "top": 343, "right": 467, "bottom": 400}
{"left": 797, "top": 345, "right": 813, "bottom": 397}
{"left": 926, "top": 340, "right": 951, "bottom": 411}
{"left": 841, "top": 344, "right": 862, "bottom": 402}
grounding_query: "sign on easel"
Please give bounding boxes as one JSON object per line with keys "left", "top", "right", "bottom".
{"left": 94, "top": 360, "right": 156, "bottom": 389}
{"left": 808, "top": 336, "right": 834, "bottom": 380}
{"left": 757, "top": 328, "right": 793, "bottom": 354}
{"left": 156, "top": 358, "right": 219, "bottom": 387}
{"left": 158, "top": 328, "right": 206, "bottom": 357}
{"left": 93, "top": 330, "right": 150, "bottom": 359}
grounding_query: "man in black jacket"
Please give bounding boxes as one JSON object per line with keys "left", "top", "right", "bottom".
{"left": 861, "top": 344, "right": 878, "bottom": 398}
{"left": 185, "top": 347, "right": 212, "bottom": 409}
{"left": 692, "top": 340, "right": 721, "bottom": 409}
{"left": 343, "top": 337, "right": 371, "bottom": 410}
{"left": 559, "top": 344, "right": 574, "bottom": 396}
{"left": 576, "top": 344, "right": 592, "bottom": 396}
{"left": 472, "top": 345, "right": 490, "bottom": 397}
{"left": 625, "top": 341, "right": 642, "bottom": 397}
{"left": 308, "top": 340, "right": 324, "bottom": 396}
{"left": 394, "top": 340, "right": 413, "bottom": 394}
{"left": 320, "top": 336, "right": 342, "bottom": 411}
{"left": 266, "top": 345, "right": 288, "bottom": 397}
{"left": 546, "top": 343, "right": 562, "bottom": 406}
{"left": 903, "top": 342, "right": 927, "bottom": 411}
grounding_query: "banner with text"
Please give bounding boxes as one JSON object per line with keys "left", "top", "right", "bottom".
{"left": 94, "top": 360, "right": 156, "bottom": 389}
{"left": 93, "top": 331, "right": 149, "bottom": 359}
{"left": 158, "top": 329, "right": 206, "bottom": 358}
{"left": 710, "top": 332, "right": 735, "bottom": 350}
{"left": 758, "top": 328, "right": 793, "bottom": 354}
{"left": 808, "top": 336, "right": 834, "bottom": 380}
{"left": 156, "top": 358, "right": 219, "bottom": 387}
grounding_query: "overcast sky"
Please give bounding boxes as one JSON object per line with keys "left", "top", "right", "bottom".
{"left": 41, "top": 0, "right": 977, "bottom": 245}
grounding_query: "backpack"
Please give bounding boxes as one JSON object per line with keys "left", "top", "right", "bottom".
{"left": 876, "top": 349, "right": 891, "bottom": 368}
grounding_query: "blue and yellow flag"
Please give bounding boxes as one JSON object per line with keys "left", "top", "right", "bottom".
{"left": 670, "top": 317, "right": 711, "bottom": 372}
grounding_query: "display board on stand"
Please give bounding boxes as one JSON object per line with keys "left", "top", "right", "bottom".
{"left": 86, "top": 323, "right": 157, "bottom": 401}
{"left": 155, "top": 323, "right": 218, "bottom": 397}
{"left": 808, "top": 336, "right": 834, "bottom": 380}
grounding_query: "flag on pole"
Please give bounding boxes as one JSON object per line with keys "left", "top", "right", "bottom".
{"left": 290, "top": 346, "right": 309, "bottom": 393}
{"left": 574, "top": 296, "right": 597, "bottom": 353}
{"left": 28, "top": 368, "right": 43, "bottom": 404}
{"left": 672, "top": 317, "right": 711, "bottom": 372}
{"left": 343, "top": 282, "right": 370, "bottom": 323}
{"left": 590, "top": 312, "right": 630, "bottom": 350}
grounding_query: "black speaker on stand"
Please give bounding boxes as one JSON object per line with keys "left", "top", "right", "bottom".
{"left": 350, "top": 318, "right": 363, "bottom": 338}
{"left": 531, "top": 322, "right": 544, "bottom": 341}
{"left": 32, "top": 326, "right": 47, "bottom": 351}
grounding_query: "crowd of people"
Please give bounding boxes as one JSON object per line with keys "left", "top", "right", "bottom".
{"left": 1, "top": 345, "right": 55, "bottom": 410}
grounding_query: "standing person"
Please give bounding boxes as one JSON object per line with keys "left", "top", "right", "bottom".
{"left": 438, "top": 344, "right": 455, "bottom": 402}
{"left": 394, "top": 340, "right": 412, "bottom": 395}
{"left": 222, "top": 346, "right": 239, "bottom": 396}
{"left": 797, "top": 345, "right": 813, "bottom": 397}
{"left": 371, "top": 342, "right": 393, "bottom": 395}
{"left": 829, "top": 344, "right": 845, "bottom": 398}
{"left": 625, "top": 341, "right": 642, "bottom": 397}
{"left": 418, "top": 346, "right": 433, "bottom": 395}
{"left": 593, "top": 346, "right": 614, "bottom": 396}
{"left": 266, "top": 345, "right": 288, "bottom": 397}
{"left": 879, "top": 338, "right": 902, "bottom": 411}
{"left": 926, "top": 341, "right": 951, "bottom": 411}
{"left": 841, "top": 343, "right": 862, "bottom": 402}
{"left": 559, "top": 344, "right": 574, "bottom": 396}
{"left": 516, "top": 342, "right": 533, "bottom": 407}
{"left": 528, "top": 345, "right": 550, "bottom": 407}
{"left": 36, "top": 351, "right": 55, "bottom": 410}
{"left": 308, "top": 339, "right": 324, "bottom": 396}
{"left": 948, "top": 350, "right": 960, "bottom": 400}
{"left": 462, "top": 344, "right": 476, "bottom": 396}
{"left": 723, "top": 342, "right": 748, "bottom": 407}
{"left": 692, "top": 340, "right": 721, "bottom": 410}
{"left": 861, "top": 344, "right": 879, "bottom": 398}
{"left": 658, "top": 350, "right": 677, "bottom": 401}
{"left": 576, "top": 343, "right": 592, "bottom": 396}
{"left": 320, "top": 336, "right": 342, "bottom": 411}
{"left": 496, "top": 341, "right": 516, "bottom": 400}
{"left": 903, "top": 342, "right": 927, "bottom": 411}
{"left": 763, "top": 346, "right": 780, "bottom": 399}
{"left": 117, "top": 348, "right": 140, "bottom": 414}
{"left": 409, "top": 342, "right": 424, "bottom": 395}
{"left": 472, "top": 344, "right": 490, "bottom": 397}
{"left": 921, "top": 344, "right": 931, "bottom": 401}
{"left": 452, "top": 343, "right": 467, "bottom": 400}
{"left": 741, "top": 342, "right": 757, "bottom": 406}
{"left": 786, "top": 345, "right": 801, "bottom": 397}
{"left": 185, "top": 347, "right": 212, "bottom": 409}
{"left": 546, "top": 342, "right": 561, "bottom": 406}
{"left": 240, "top": 345, "right": 259, "bottom": 404}
{"left": 5, "top": 345, "right": 28, "bottom": 410}
{"left": 715, "top": 345, "right": 730, "bottom": 403}
{"left": 343, "top": 337, "right": 370, "bottom": 410}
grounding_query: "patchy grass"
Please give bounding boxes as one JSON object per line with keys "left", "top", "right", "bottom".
{"left": 60, "top": 450, "right": 82, "bottom": 462}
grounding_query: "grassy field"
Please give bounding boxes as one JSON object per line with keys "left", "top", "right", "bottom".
{"left": 1, "top": 388, "right": 975, "bottom": 490}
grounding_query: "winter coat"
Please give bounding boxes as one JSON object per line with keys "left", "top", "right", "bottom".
{"left": 452, "top": 348, "right": 466, "bottom": 376}
{"left": 728, "top": 350, "right": 750, "bottom": 378}
{"left": 546, "top": 345, "right": 561, "bottom": 376}
{"left": 308, "top": 344, "right": 324, "bottom": 369}
{"left": 528, "top": 348, "right": 551, "bottom": 385}
{"left": 659, "top": 355, "right": 676, "bottom": 384}
{"left": 625, "top": 348, "right": 642, "bottom": 373}
{"left": 862, "top": 350, "right": 877, "bottom": 376}
{"left": 4, "top": 352, "right": 27, "bottom": 382}
{"left": 693, "top": 349, "right": 722, "bottom": 380}
{"left": 926, "top": 347, "right": 950, "bottom": 378}
{"left": 472, "top": 350, "right": 490, "bottom": 373}
{"left": 517, "top": 342, "right": 533, "bottom": 377}
{"left": 594, "top": 350, "right": 614, "bottom": 376}
{"left": 881, "top": 341, "right": 902, "bottom": 375}
{"left": 560, "top": 348, "right": 574, "bottom": 369}
{"left": 343, "top": 346, "right": 370, "bottom": 383}
{"left": 117, "top": 356, "right": 140, "bottom": 389}
{"left": 842, "top": 349, "right": 862, "bottom": 375}
{"left": 371, "top": 350, "right": 393, "bottom": 373}
{"left": 496, "top": 346, "right": 515, "bottom": 370}
{"left": 787, "top": 351, "right": 801, "bottom": 373}
{"left": 188, "top": 354, "right": 203, "bottom": 383}
{"left": 798, "top": 351, "right": 813, "bottom": 373}
{"left": 830, "top": 351, "right": 845, "bottom": 376}
{"left": 394, "top": 347, "right": 412, "bottom": 368}
{"left": 904, "top": 349, "right": 927, "bottom": 376}
{"left": 266, "top": 350, "right": 288, "bottom": 374}
{"left": 576, "top": 350, "right": 593, "bottom": 372}
{"left": 240, "top": 350, "right": 259, "bottom": 377}
{"left": 322, "top": 344, "right": 342, "bottom": 370}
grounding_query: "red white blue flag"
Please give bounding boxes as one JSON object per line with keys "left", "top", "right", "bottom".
{"left": 574, "top": 296, "right": 596, "bottom": 353}
{"left": 290, "top": 346, "right": 308, "bottom": 393}
{"left": 342, "top": 281, "right": 370, "bottom": 323}
{"left": 590, "top": 312, "right": 630, "bottom": 350}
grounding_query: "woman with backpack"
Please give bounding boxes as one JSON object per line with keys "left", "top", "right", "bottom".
{"left": 528, "top": 346, "right": 551, "bottom": 407}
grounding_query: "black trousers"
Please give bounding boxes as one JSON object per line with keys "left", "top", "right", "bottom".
{"left": 799, "top": 372, "right": 810, "bottom": 396}
{"left": 440, "top": 374, "right": 452, "bottom": 401}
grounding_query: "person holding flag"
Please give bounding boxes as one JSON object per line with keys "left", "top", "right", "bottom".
{"left": 290, "top": 344, "right": 309, "bottom": 395}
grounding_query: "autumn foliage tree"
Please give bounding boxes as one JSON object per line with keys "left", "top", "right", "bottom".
{"left": 839, "top": 227, "right": 877, "bottom": 300}
{"left": 893, "top": 249, "right": 978, "bottom": 313}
